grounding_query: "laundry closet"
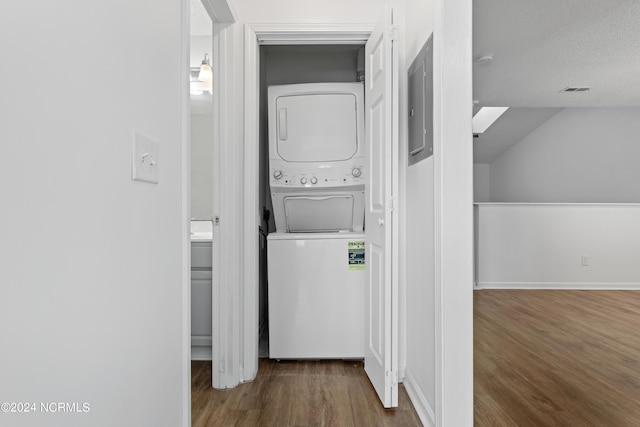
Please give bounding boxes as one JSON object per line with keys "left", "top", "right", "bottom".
{"left": 258, "top": 45, "right": 367, "bottom": 359}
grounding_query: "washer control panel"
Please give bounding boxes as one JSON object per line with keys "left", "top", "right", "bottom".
{"left": 270, "top": 162, "right": 365, "bottom": 189}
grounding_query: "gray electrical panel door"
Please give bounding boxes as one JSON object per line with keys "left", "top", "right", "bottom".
{"left": 407, "top": 34, "right": 433, "bottom": 165}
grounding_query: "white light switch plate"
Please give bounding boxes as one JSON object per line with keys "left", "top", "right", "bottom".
{"left": 132, "top": 130, "right": 159, "bottom": 184}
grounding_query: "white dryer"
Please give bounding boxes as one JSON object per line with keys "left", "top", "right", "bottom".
{"left": 268, "top": 83, "right": 365, "bottom": 232}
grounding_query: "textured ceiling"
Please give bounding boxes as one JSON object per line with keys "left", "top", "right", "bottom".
{"left": 473, "top": 0, "right": 640, "bottom": 108}
{"left": 473, "top": 0, "right": 640, "bottom": 163}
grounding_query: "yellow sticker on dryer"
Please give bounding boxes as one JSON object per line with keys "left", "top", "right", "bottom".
{"left": 348, "top": 241, "right": 365, "bottom": 270}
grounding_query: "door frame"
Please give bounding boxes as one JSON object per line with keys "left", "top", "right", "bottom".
{"left": 242, "top": 23, "right": 376, "bottom": 382}
{"left": 180, "top": 0, "right": 237, "bottom": 418}
{"left": 432, "top": 0, "right": 474, "bottom": 423}
{"left": 180, "top": 1, "right": 189, "bottom": 424}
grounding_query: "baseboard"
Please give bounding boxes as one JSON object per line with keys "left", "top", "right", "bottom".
{"left": 191, "top": 335, "right": 212, "bottom": 347}
{"left": 475, "top": 281, "right": 640, "bottom": 290}
{"left": 403, "top": 368, "right": 435, "bottom": 427}
{"left": 191, "top": 346, "right": 212, "bottom": 361}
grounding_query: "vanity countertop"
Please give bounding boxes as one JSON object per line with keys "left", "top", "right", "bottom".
{"left": 191, "top": 220, "right": 213, "bottom": 242}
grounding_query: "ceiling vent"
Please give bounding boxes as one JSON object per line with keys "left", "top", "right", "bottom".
{"left": 560, "top": 86, "right": 592, "bottom": 93}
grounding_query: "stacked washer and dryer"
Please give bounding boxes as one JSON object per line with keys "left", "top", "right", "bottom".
{"left": 267, "top": 82, "right": 366, "bottom": 359}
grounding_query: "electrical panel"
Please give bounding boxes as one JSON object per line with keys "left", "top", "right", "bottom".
{"left": 408, "top": 34, "right": 433, "bottom": 165}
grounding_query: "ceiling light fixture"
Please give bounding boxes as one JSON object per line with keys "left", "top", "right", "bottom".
{"left": 198, "top": 53, "right": 212, "bottom": 82}
{"left": 472, "top": 107, "right": 508, "bottom": 134}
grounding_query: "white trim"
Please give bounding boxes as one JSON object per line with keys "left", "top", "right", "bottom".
{"left": 398, "top": 364, "right": 406, "bottom": 382}
{"left": 191, "top": 346, "right": 213, "bottom": 361}
{"left": 242, "top": 23, "right": 261, "bottom": 383}
{"left": 433, "top": 0, "right": 474, "bottom": 425}
{"left": 474, "top": 202, "right": 640, "bottom": 207}
{"left": 403, "top": 368, "right": 436, "bottom": 427}
{"left": 180, "top": 0, "right": 191, "bottom": 425}
{"left": 191, "top": 336, "right": 213, "bottom": 346}
{"left": 250, "top": 23, "right": 373, "bottom": 45}
{"left": 210, "top": 23, "right": 223, "bottom": 385}
{"left": 192, "top": 335, "right": 214, "bottom": 361}
{"left": 192, "top": 0, "right": 238, "bottom": 391}
{"left": 475, "top": 282, "right": 640, "bottom": 290}
{"left": 390, "top": 4, "right": 401, "bottom": 407}
{"left": 201, "top": 0, "right": 237, "bottom": 23}
{"left": 211, "top": 20, "right": 243, "bottom": 389}
{"left": 396, "top": 7, "right": 408, "bottom": 402}
{"left": 243, "top": 23, "right": 380, "bottom": 390}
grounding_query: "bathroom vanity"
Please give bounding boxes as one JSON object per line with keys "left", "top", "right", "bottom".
{"left": 191, "top": 221, "right": 212, "bottom": 360}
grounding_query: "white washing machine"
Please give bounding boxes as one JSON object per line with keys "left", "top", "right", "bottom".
{"left": 268, "top": 232, "right": 365, "bottom": 359}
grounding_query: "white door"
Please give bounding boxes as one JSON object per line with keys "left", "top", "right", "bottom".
{"left": 364, "top": 6, "right": 399, "bottom": 408}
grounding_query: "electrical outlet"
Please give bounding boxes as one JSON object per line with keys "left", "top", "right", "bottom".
{"left": 132, "top": 130, "right": 159, "bottom": 184}
{"left": 581, "top": 256, "right": 589, "bottom": 266}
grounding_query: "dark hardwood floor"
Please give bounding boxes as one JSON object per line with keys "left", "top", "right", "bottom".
{"left": 192, "top": 359, "right": 422, "bottom": 427}
{"left": 475, "top": 290, "right": 640, "bottom": 426}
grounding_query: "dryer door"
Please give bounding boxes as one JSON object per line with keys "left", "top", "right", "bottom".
{"left": 283, "top": 195, "right": 354, "bottom": 232}
{"left": 276, "top": 93, "right": 358, "bottom": 162}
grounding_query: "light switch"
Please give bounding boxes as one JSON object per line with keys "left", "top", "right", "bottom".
{"left": 132, "top": 130, "right": 159, "bottom": 184}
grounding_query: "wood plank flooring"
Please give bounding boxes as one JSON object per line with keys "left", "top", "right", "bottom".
{"left": 194, "top": 290, "right": 640, "bottom": 426}
{"left": 192, "top": 359, "right": 422, "bottom": 427}
{"left": 475, "top": 290, "right": 640, "bottom": 426}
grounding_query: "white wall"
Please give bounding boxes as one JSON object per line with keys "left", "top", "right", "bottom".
{"left": 476, "top": 109, "right": 640, "bottom": 291}
{"left": 0, "top": 1, "right": 185, "bottom": 426}
{"left": 490, "top": 108, "right": 640, "bottom": 203}
{"left": 404, "top": 0, "right": 474, "bottom": 422}
{"left": 232, "top": 0, "right": 388, "bottom": 23}
{"left": 405, "top": 155, "right": 437, "bottom": 423}
{"left": 191, "top": 35, "right": 212, "bottom": 68}
{"left": 430, "top": 0, "right": 474, "bottom": 424}
{"left": 474, "top": 163, "right": 490, "bottom": 202}
{"left": 191, "top": 109, "right": 214, "bottom": 219}
{"left": 190, "top": 34, "right": 214, "bottom": 220}
{"left": 403, "top": 0, "right": 437, "bottom": 424}
{"left": 476, "top": 203, "right": 640, "bottom": 289}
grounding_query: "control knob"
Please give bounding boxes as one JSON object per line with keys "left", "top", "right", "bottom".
{"left": 300, "top": 177, "right": 307, "bottom": 185}
{"left": 352, "top": 167, "right": 362, "bottom": 178}
{"left": 273, "top": 170, "right": 283, "bottom": 180}
{"left": 310, "top": 177, "right": 318, "bottom": 185}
